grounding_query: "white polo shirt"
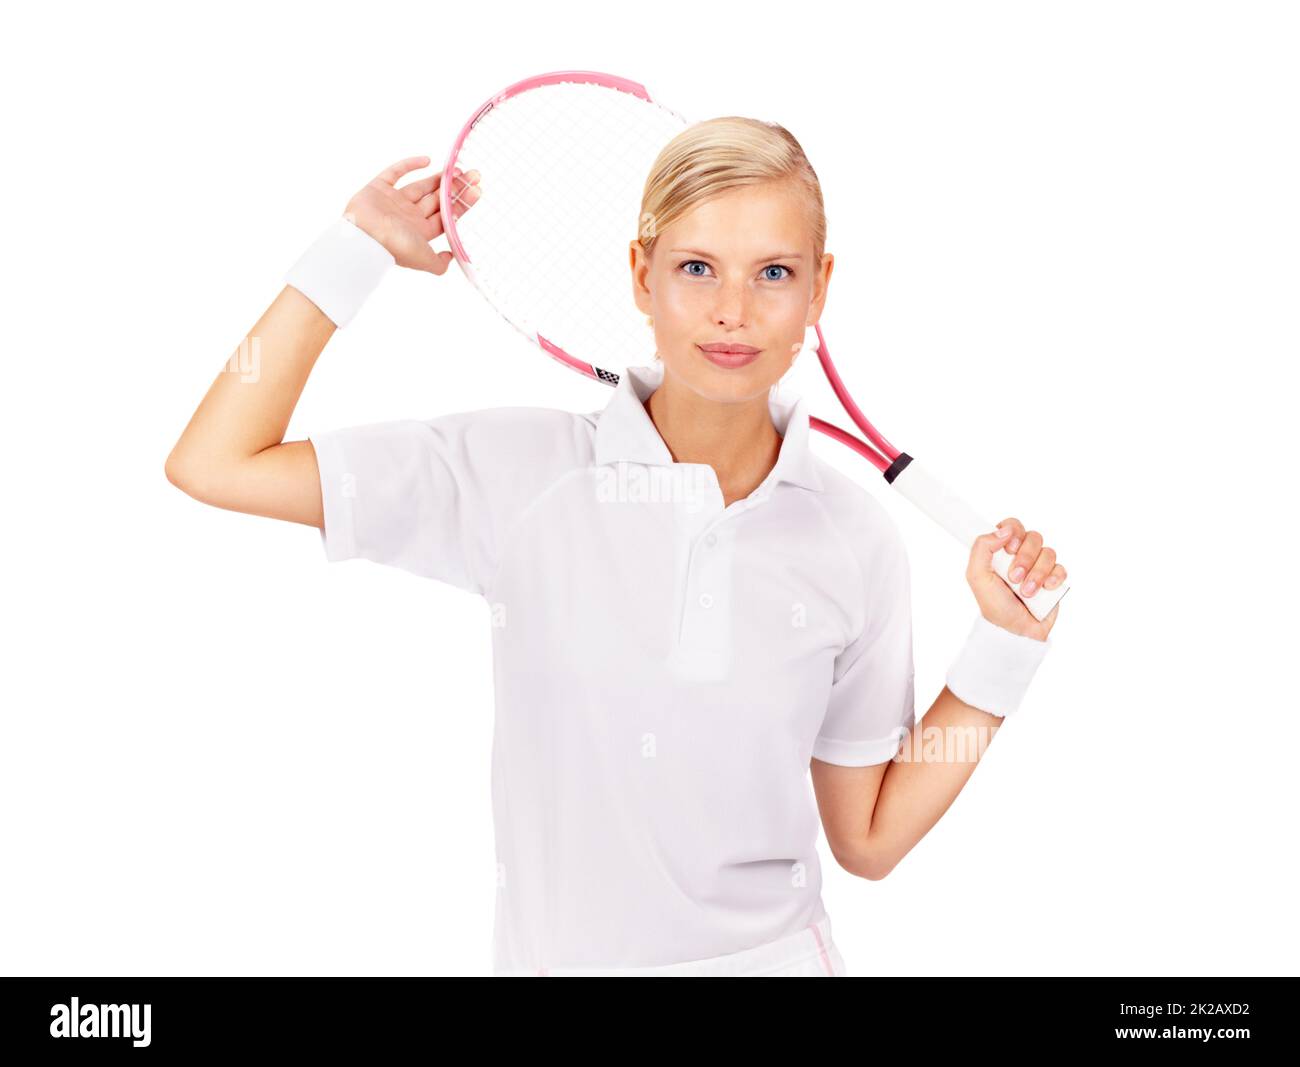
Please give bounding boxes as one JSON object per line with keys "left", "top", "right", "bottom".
{"left": 309, "top": 361, "right": 917, "bottom": 973}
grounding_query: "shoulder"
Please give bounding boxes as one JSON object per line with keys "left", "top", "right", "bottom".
{"left": 806, "top": 455, "right": 910, "bottom": 581}
{"left": 415, "top": 405, "right": 595, "bottom": 475}
{"left": 429, "top": 404, "right": 593, "bottom": 450}
{"left": 418, "top": 406, "right": 596, "bottom": 510}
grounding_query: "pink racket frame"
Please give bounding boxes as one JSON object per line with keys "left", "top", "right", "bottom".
{"left": 439, "top": 70, "right": 661, "bottom": 383}
{"left": 438, "top": 69, "right": 901, "bottom": 472}
{"left": 437, "top": 70, "right": 1070, "bottom": 622}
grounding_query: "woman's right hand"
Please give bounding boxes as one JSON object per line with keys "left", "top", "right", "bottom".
{"left": 344, "top": 155, "right": 481, "bottom": 275}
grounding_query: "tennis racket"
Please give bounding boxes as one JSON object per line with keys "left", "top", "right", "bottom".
{"left": 437, "top": 69, "right": 1069, "bottom": 621}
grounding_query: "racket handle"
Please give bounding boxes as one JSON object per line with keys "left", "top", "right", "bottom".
{"left": 884, "top": 455, "right": 1070, "bottom": 622}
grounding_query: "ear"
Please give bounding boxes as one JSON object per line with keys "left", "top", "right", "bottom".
{"left": 629, "top": 240, "right": 653, "bottom": 317}
{"left": 806, "top": 252, "right": 834, "bottom": 326}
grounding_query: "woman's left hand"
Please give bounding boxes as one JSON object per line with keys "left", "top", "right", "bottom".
{"left": 966, "top": 517, "right": 1066, "bottom": 641}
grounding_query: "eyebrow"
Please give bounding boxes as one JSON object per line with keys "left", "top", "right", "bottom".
{"left": 669, "top": 248, "right": 804, "bottom": 261}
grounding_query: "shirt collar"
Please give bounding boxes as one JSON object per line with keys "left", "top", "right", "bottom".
{"left": 593, "top": 362, "right": 824, "bottom": 493}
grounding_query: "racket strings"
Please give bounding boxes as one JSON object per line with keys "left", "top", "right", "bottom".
{"left": 447, "top": 81, "right": 687, "bottom": 372}
{"left": 444, "top": 76, "right": 903, "bottom": 477}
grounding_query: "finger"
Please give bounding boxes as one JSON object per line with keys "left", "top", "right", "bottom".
{"left": 996, "top": 516, "right": 1026, "bottom": 554}
{"left": 400, "top": 166, "right": 474, "bottom": 204}
{"left": 406, "top": 237, "right": 452, "bottom": 275}
{"left": 969, "top": 525, "right": 1015, "bottom": 578}
{"left": 445, "top": 171, "right": 481, "bottom": 213}
{"left": 374, "top": 155, "right": 432, "bottom": 187}
{"left": 417, "top": 179, "right": 479, "bottom": 218}
{"left": 401, "top": 172, "right": 447, "bottom": 203}
{"left": 426, "top": 248, "right": 455, "bottom": 275}
{"left": 1043, "top": 562, "right": 1068, "bottom": 590}
{"left": 1006, "top": 529, "right": 1043, "bottom": 586}
{"left": 1019, "top": 545, "right": 1057, "bottom": 598}
{"left": 422, "top": 179, "right": 482, "bottom": 239}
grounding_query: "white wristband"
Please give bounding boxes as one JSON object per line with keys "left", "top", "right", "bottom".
{"left": 283, "top": 216, "right": 396, "bottom": 328}
{"left": 945, "top": 613, "right": 1050, "bottom": 717}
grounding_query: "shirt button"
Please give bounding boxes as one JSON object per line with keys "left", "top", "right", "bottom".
{"left": 705, "top": 532, "right": 718, "bottom": 547}
{"left": 698, "top": 593, "right": 714, "bottom": 609}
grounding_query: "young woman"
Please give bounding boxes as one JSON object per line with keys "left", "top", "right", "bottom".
{"left": 166, "top": 117, "right": 1064, "bottom": 977}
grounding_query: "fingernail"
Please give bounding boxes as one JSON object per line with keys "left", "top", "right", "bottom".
{"left": 1008, "top": 537, "right": 1020, "bottom": 553}
{"left": 995, "top": 525, "right": 1010, "bottom": 538}
{"left": 1010, "top": 566, "right": 1025, "bottom": 582}
{"left": 1022, "top": 579, "right": 1037, "bottom": 595}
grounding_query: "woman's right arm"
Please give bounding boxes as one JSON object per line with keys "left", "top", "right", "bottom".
{"left": 163, "top": 156, "right": 480, "bottom": 528}
{"left": 164, "top": 283, "right": 337, "bottom": 528}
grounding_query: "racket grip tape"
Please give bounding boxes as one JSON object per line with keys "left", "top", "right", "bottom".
{"left": 884, "top": 454, "right": 1069, "bottom": 622}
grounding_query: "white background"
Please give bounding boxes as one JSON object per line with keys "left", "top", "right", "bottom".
{"left": 2, "top": 0, "right": 1296, "bottom": 977}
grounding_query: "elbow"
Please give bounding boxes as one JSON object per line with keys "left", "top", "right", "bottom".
{"left": 164, "top": 450, "right": 184, "bottom": 489}
{"left": 164, "top": 449, "right": 193, "bottom": 495}
{"left": 165, "top": 448, "right": 210, "bottom": 501}
{"left": 846, "top": 844, "right": 897, "bottom": 882}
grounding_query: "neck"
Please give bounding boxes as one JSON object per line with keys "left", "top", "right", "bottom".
{"left": 643, "top": 370, "right": 782, "bottom": 505}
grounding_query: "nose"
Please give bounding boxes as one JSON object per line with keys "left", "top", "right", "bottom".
{"left": 712, "top": 279, "right": 751, "bottom": 328}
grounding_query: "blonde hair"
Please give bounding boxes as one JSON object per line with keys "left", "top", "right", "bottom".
{"left": 637, "top": 117, "right": 827, "bottom": 356}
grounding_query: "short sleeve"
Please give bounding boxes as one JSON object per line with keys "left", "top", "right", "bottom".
{"left": 812, "top": 511, "right": 916, "bottom": 767}
{"left": 308, "top": 407, "right": 570, "bottom": 597}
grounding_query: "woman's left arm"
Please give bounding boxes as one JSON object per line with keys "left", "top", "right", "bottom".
{"left": 812, "top": 517, "right": 1065, "bottom": 880}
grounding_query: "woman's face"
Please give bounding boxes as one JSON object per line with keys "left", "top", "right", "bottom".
{"left": 630, "top": 179, "right": 834, "bottom": 403}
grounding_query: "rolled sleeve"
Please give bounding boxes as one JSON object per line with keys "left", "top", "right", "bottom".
{"left": 308, "top": 408, "right": 564, "bottom": 597}
{"left": 311, "top": 428, "right": 361, "bottom": 562}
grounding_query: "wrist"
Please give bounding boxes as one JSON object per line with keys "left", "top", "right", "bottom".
{"left": 945, "top": 613, "right": 1050, "bottom": 718}
{"left": 283, "top": 215, "right": 395, "bottom": 328}
{"left": 979, "top": 607, "right": 1047, "bottom": 642}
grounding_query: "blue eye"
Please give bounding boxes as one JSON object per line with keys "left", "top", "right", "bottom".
{"left": 678, "top": 260, "right": 793, "bottom": 281}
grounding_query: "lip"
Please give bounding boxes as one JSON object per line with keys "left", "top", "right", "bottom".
{"left": 696, "top": 343, "right": 762, "bottom": 369}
